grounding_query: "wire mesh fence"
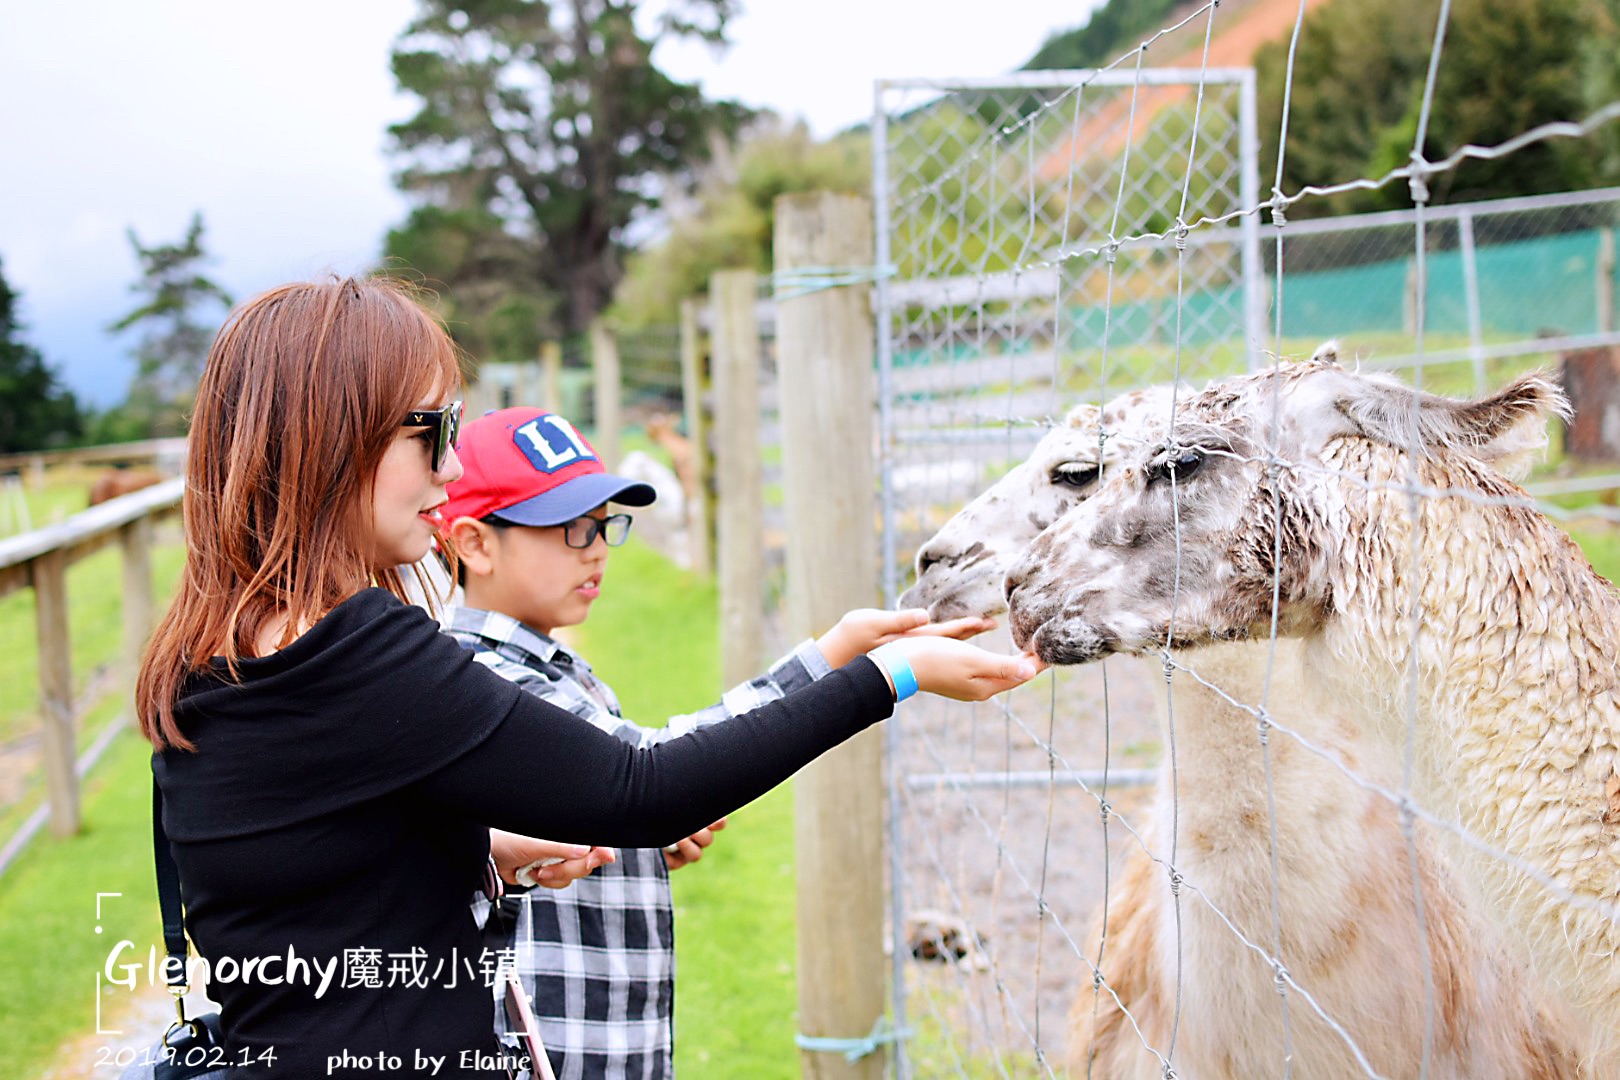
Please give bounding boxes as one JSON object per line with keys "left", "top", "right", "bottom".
{"left": 618, "top": 325, "right": 686, "bottom": 415}
{"left": 874, "top": 10, "right": 1620, "bottom": 1077}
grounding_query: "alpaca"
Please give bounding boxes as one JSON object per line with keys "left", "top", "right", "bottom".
{"left": 88, "top": 466, "right": 164, "bottom": 506}
{"left": 906, "top": 374, "right": 1581, "bottom": 1077}
{"left": 1005, "top": 360, "right": 1619, "bottom": 1071}
{"left": 644, "top": 412, "right": 699, "bottom": 508}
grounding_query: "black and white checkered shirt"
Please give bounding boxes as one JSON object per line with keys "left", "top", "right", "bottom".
{"left": 449, "top": 606, "right": 830, "bottom": 1080}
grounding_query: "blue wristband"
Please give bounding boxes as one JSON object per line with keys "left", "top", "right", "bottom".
{"left": 870, "top": 643, "right": 919, "bottom": 703}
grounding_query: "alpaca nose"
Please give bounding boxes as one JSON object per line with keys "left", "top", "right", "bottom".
{"left": 915, "top": 540, "right": 948, "bottom": 578}
{"left": 1004, "top": 560, "right": 1028, "bottom": 602}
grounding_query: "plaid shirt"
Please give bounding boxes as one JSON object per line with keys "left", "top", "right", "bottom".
{"left": 449, "top": 606, "right": 830, "bottom": 1080}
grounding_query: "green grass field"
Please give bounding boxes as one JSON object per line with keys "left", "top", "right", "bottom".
{"left": 0, "top": 725, "right": 160, "bottom": 1080}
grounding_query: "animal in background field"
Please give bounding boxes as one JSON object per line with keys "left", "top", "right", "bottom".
{"left": 88, "top": 467, "right": 164, "bottom": 507}
{"left": 1006, "top": 359, "right": 1617, "bottom": 1072}
{"left": 615, "top": 449, "right": 689, "bottom": 565}
{"left": 644, "top": 412, "right": 698, "bottom": 508}
{"left": 907, "top": 359, "right": 1583, "bottom": 1077}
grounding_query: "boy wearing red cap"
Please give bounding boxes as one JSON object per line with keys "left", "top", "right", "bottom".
{"left": 441, "top": 408, "right": 987, "bottom": 1077}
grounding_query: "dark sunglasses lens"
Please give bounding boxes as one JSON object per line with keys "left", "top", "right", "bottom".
{"left": 432, "top": 403, "right": 463, "bottom": 472}
{"left": 446, "top": 401, "right": 462, "bottom": 447}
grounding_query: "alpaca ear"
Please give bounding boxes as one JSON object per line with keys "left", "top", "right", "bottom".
{"left": 1309, "top": 339, "right": 1341, "bottom": 365}
{"left": 1308, "top": 369, "right": 1569, "bottom": 467}
{"left": 1442, "top": 372, "right": 1570, "bottom": 476}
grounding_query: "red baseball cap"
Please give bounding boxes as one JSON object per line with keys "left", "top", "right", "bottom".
{"left": 443, "top": 408, "right": 656, "bottom": 527}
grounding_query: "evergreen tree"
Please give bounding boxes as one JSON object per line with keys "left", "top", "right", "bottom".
{"left": 1256, "top": 0, "right": 1620, "bottom": 217}
{"left": 1023, "top": 0, "right": 1181, "bottom": 71}
{"left": 108, "top": 212, "right": 232, "bottom": 437}
{"left": 0, "top": 256, "right": 83, "bottom": 454}
{"left": 385, "top": 0, "right": 749, "bottom": 355}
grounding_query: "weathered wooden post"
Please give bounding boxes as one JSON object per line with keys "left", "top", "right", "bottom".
{"left": 775, "top": 192, "right": 885, "bottom": 1080}
{"left": 121, "top": 515, "right": 154, "bottom": 679}
{"left": 679, "top": 298, "right": 713, "bottom": 578}
{"left": 32, "top": 549, "right": 78, "bottom": 836}
{"left": 541, "top": 341, "right": 565, "bottom": 414}
{"left": 589, "top": 320, "right": 622, "bottom": 470}
{"left": 1561, "top": 345, "right": 1620, "bottom": 462}
{"left": 711, "top": 271, "right": 764, "bottom": 689}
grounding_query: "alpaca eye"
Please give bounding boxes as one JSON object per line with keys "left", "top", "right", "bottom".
{"left": 1149, "top": 449, "right": 1205, "bottom": 485}
{"left": 1051, "top": 463, "right": 1100, "bottom": 489}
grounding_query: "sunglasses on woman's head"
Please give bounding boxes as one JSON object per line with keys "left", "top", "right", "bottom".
{"left": 401, "top": 400, "right": 463, "bottom": 472}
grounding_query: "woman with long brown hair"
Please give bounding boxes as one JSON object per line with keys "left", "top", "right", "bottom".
{"left": 138, "top": 276, "right": 1036, "bottom": 1078}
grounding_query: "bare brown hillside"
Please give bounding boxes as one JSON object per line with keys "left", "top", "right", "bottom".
{"left": 1039, "top": 0, "right": 1333, "bottom": 178}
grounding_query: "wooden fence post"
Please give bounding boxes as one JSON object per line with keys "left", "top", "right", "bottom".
{"left": 590, "top": 321, "right": 622, "bottom": 470}
{"left": 121, "top": 516, "right": 154, "bottom": 680}
{"left": 32, "top": 549, "right": 78, "bottom": 836}
{"left": 541, "top": 341, "right": 565, "bottom": 414}
{"left": 711, "top": 270, "right": 765, "bottom": 689}
{"left": 775, "top": 192, "right": 885, "bottom": 1080}
{"left": 679, "top": 298, "right": 713, "bottom": 578}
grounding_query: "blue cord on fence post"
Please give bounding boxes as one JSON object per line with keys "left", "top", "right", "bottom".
{"left": 772, "top": 265, "right": 898, "bottom": 302}
{"left": 795, "top": 1015, "right": 913, "bottom": 1063}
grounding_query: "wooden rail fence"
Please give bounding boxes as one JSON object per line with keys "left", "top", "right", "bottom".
{"left": 0, "top": 477, "right": 183, "bottom": 856}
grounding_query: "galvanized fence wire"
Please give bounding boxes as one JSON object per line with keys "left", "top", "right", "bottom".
{"left": 875, "top": 3, "right": 1620, "bottom": 1076}
{"left": 617, "top": 325, "right": 685, "bottom": 413}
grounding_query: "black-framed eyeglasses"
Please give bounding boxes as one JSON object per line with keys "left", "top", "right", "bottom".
{"left": 560, "top": 513, "right": 633, "bottom": 549}
{"left": 401, "top": 400, "right": 463, "bottom": 473}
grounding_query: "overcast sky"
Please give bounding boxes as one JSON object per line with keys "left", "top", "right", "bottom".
{"left": 0, "top": 0, "right": 1103, "bottom": 407}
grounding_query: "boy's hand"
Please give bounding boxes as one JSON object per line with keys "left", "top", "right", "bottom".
{"left": 664, "top": 818, "right": 726, "bottom": 871}
{"left": 490, "top": 829, "right": 618, "bottom": 888}
{"left": 817, "top": 608, "right": 997, "bottom": 668}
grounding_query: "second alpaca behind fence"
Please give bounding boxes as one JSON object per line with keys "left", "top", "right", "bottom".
{"left": 904, "top": 366, "right": 1581, "bottom": 1078}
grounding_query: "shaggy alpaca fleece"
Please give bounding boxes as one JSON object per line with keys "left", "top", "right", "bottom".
{"left": 1004, "top": 361, "right": 1618, "bottom": 1072}
{"left": 904, "top": 375, "right": 1579, "bottom": 1077}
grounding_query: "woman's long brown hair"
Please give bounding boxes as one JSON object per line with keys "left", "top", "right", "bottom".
{"left": 136, "top": 277, "right": 462, "bottom": 750}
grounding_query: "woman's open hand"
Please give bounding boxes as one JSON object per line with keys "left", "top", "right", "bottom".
{"left": 879, "top": 637, "right": 1042, "bottom": 702}
{"left": 816, "top": 608, "right": 997, "bottom": 668}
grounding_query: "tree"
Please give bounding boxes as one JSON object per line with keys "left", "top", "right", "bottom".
{"left": 1255, "top": 0, "right": 1620, "bottom": 218}
{"left": 109, "top": 212, "right": 233, "bottom": 437}
{"left": 610, "top": 121, "right": 870, "bottom": 328}
{"left": 1023, "top": 0, "right": 1181, "bottom": 71}
{"left": 386, "top": 0, "right": 750, "bottom": 354}
{"left": 0, "top": 256, "right": 83, "bottom": 454}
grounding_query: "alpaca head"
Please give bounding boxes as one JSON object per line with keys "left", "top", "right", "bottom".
{"left": 1005, "top": 356, "right": 1568, "bottom": 665}
{"left": 899, "top": 385, "right": 1177, "bottom": 620}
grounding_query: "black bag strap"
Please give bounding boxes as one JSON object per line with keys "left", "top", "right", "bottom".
{"left": 151, "top": 780, "right": 229, "bottom": 1073}
{"left": 153, "top": 779, "right": 189, "bottom": 989}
